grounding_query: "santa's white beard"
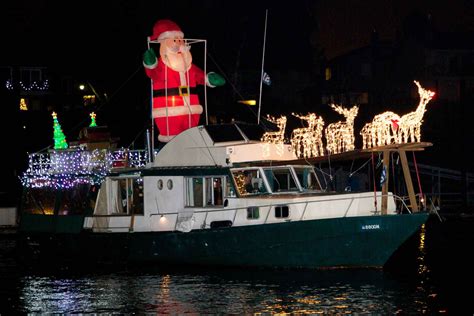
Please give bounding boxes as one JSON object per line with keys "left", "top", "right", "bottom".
{"left": 162, "top": 51, "right": 192, "bottom": 73}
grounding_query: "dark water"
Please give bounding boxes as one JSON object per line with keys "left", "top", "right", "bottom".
{"left": 1, "top": 216, "right": 473, "bottom": 314}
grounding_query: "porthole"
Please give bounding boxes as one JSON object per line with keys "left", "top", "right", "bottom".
{"left": 157, "top": 179, "right": 163, "bottom": 190}
{"left": 167, "top": 179, "right": 173, "bottom": 190}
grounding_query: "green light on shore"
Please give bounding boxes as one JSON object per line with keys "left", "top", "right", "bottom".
{"left": 89, "top": 112, "right": 97, "bottom": 127}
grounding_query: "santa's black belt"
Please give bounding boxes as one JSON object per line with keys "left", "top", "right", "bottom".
{"left": 153, "top": 86, "right": 197, "bottom": 97}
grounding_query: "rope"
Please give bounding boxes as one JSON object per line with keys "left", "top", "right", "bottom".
{"left": 376, "top": 152, "right": 382, "bottom": 168}
{"left": 391, "top": 152, "right": 397, "bottom": 196}
{"left": 327, "top": 153, "right": 333, "bottom": 181}
{"left": 207, "top": 53, "right": 260, "bottom": 121}
{"left": 185, "top": 64, "right": 192, "bottom": 128}
{"left": 127, "top": 123, "right": 150, "bottom": 149}
{"left": 349, "top": 157, "right": 371, "bottom": 177}
{"left": 412, "top": 151, "right": 424, "bottom": 202}
{"left": 316, "top": 162, "right": 329, "bottom": 190}
{"left": 371, "top": 152, "right": 378, "bottom": 212}
{"left": 164, "top": 63, "right": 169, "bottom": 137}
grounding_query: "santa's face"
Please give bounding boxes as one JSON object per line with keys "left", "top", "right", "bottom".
{"left": 159, "top": 36, "right": 192, "bottom": 72}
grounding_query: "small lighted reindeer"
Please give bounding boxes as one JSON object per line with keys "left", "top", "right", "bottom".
{"left": 360, "top": 111, "right": 400, "bottom": 149}
{"left": 291, "top": 112, "right": 325, "bottom": 158}
{"left": 325, "top": 104, "right": 359, "bottom": 154}
{"left": 397, "top": 80, "right": 435, "bottom": 143}
{"left": 260, "top": 115, "right": 287, "bottom": 144}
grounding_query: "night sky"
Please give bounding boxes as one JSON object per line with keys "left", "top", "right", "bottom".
{"left": 4, "top": 0, "right": 472, "bottom": 101}
{"left": 4, "top": 0, "right": 473, "bottom": 69}
{"left": 2, "top": 0, "right": 474, "bottom": 164}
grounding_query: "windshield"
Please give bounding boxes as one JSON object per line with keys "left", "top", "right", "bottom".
{"left": 293, "top": 166, "right": 323, "bottom": 191}
{"left": 231, "top": 169, "right": 268, "bottom": 196}
{"left": 263, "top": 167, "right": 299, "bottom": 193}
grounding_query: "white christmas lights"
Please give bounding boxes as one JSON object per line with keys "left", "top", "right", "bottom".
{"left": 397, "top": 81, "right": 435, "bottom": 143}
{"left": 18, "top": 80, "right": 49, "bottom": 91}
{"left": 21, "top": 148, "right": 148, "bottom": 189}
{"left": 261, "top": 115, "right": 287, "bottom": 144}
{"left": 5, "top": 80, "right": 13, "bottom": 90}
{"left": 325, "top": 104, "right": 359, "bottom": 154}
{"left": 360, "top": 80, "right": 435, "bottom": 149}
{"left": 360, "top": 111, "right": 400, "bottom": 149}
{"left": 291, "top": 112, "right": 325, "bottom": 158}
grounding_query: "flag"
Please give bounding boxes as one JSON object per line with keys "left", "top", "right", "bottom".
{"left": 262, "top": 72, "right": 271, "bottom": 86}
{"left": 380, "top": 165, "right": 387, "bottom": 187}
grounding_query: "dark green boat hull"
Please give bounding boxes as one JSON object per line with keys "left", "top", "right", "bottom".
{"left": 17, "top": 213, "right": 429, "bottom": 269}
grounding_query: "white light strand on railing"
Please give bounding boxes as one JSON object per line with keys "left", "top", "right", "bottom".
{"left": 21, "top": 148, "right": 148, "bottom": 189}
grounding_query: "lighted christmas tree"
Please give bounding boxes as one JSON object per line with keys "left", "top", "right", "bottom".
{"left": 52, "top": 112, "right": 68, "bottom": 149}
{"left": 89, "top": 112, "right": 97, "bottom": 127}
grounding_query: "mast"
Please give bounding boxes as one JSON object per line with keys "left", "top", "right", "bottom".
{"left": 204, "top": 39, "right": 208, "bottom": 125}
{"left": 257, "top": 9, "right": 268, "bottom": 125}
{"left": 147, "top": 37, "right": 154, "bottom": 163}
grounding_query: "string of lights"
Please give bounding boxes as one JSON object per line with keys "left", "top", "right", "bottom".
{"left": 21, "top": 148, "right": 148, "bottom": 189}
{"left": 5, "top": 79, "right": 50, "bottom": 91}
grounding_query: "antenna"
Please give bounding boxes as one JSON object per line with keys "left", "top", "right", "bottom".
{"left": 147, "top": 37, "right": 154, "bottom": 163}
{"left": 257, "top": 9, "right": 268, "bottom": 125}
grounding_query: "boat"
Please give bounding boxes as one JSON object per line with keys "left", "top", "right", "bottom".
{"left": 16, "top": 121, "right": 430, "bottom": 269}
{"left": 16, "top": 18, "right": 431, "bottom": 269}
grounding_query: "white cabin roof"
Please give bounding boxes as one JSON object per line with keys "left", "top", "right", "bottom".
{"left": 152, "top": 124, "right": 297, "bottom": 167}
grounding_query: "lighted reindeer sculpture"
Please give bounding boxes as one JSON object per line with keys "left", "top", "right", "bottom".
{"left": 360, "top": 111, "right": 400, "bottom": 149}
{"left": 325, "top": 104, "right": 359, "bottom": 154}
{"left": 360, "top": 80, "right": 435, "bottom": 149}
{"left": 260, "top": 115, "right": 287, "bottom": 144}
{"left": 397, "top": 80, "right": 435, "bottom": 143}
{"left": 291, "top": 113, "right": 325, "bottom": 158}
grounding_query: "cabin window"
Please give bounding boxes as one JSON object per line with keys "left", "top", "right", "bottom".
{"left": 264, "top": 167, "right": 298, "bottom": 192}
{"left": 167, "top": 179, "right": 173, "bottom": 190}
{"left": 157, "top": 179, "right": 163, "bottom": 190}
{"left": 247, "top": 207, "right": 260, "bottom": 219}
{"left": 109, "top": 178, "right": 144, "bottom": 215}
{"left": 232, "top": 169, "right": 267, "bottom": 196}
{"left": 275, "top": 205, "right": 289, "bottom": 218}
{"left": 294, "top": 167, "right": 323, "bottom": 191}
{"left": 225, "top": 175, "right": 236, "bottom": 197}
{"left": 185, "top": 176, "right": 225, "bottom": 207}
{"left": 185, "top": 177, "right": 204, "bottom": 207}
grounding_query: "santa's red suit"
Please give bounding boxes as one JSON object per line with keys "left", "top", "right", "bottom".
{"left": 145, "top": 59, "right": 204, "bottom": 142}
{"left": 144, "top": 19, "right": 207, "bottom": 143}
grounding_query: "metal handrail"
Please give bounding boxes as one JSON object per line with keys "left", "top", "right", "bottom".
{"left": 146, "top": 192, "right": 414, "bottom": 228}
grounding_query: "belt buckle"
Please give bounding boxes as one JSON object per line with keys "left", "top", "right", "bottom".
{"left": 179, "top": 86, "right": 189, "bottom": 97}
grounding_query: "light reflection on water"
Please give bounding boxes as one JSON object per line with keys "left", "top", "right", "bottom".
{"left": 3, "top": 215, "right": 474, "bottom": 314}
{"left": 14, "top": 268, "right": 432, "bottom": 314}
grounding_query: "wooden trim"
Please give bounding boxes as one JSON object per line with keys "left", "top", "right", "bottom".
{"left": 399, "top": 150, "right": 418, "bottom": 212}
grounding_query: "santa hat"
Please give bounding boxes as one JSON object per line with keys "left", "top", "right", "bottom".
{"left": 150, "top": 19, "right": 184, "bottom": 41}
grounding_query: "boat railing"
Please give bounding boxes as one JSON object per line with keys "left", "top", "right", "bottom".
{"left": 25, "top": 148, "right": 148, "bottom": 175}
{"left": 395, "top": 193, "right": 431, "bottom": 213}
{"left": 21, "top": 148, "right": 149, "bottom": 188}
{"left": 150, "top": 192, "right": 418, "bottom": 229}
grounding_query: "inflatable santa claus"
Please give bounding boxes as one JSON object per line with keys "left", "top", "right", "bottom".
{"left": 143, "top": 19, "right": 225, "bottom": 142}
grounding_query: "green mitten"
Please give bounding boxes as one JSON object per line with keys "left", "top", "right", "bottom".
{"left": 207, "top": 72, "right": 225, "bottom": 87}
{"left": 143, "top": 48, "right": 157, "bottom": 66}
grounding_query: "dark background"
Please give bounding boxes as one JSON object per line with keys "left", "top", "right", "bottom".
{"left": 1, "top": 0, "right": 474, "bottom": 204}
